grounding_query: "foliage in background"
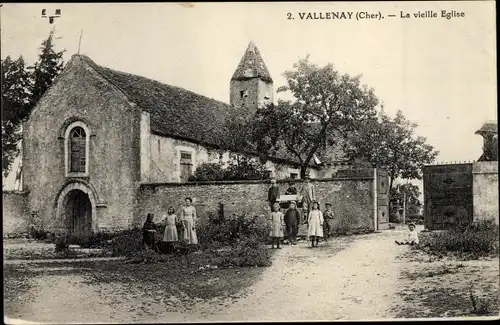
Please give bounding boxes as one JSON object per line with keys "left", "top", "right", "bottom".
{"left": 345, "top": 110, "right": 439, "bottom": 192}
{"left": 1, "top": 29, "right": 65, "bottom": 177}
{"left": 1, "top": 56, "right": 32, "bottom": 177}
{"left": 390, "top": 183, "right": 423, "bottom": 222}
{"left": 29, "top": 29, "right": 66, "bottom": 106}
{"left": 417, "top": 219, "right": 499, "bottom": 259}
{"left": 189, "top": 156, "right": 268, "bottom": 181}
{"left": 237, "top": 55, "right": 379, "bottom": 178}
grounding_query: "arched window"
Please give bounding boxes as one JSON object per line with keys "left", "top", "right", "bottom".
{"left": 70, "top": 127, "right": 86, "bottom": 172}
{"left": 64, "top": 121, "right": 90, "bottom": 177}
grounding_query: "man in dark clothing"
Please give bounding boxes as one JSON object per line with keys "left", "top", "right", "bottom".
{"left": 285, "top": 182, "right": 298, "bottom": 195}
{"left": 284, "top": 201, "right": 301, "bottom": 245}
{"left": 267, "top": 179, "right": 280, "bottom": 211}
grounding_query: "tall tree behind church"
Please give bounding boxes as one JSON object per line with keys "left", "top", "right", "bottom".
{"left": 30, "top": 29, "right": 65, "bottom": 106}
{"left": 1, "top": 56, "right": 32, "bottom": 177}
{"left": 345, "top": 110, "right": 439, "bottom": 193}
{"left": 239, "top": 56, "right": 379, "bottom": 178}
{"left": 1, "top": 30, "right": 65, "bottom": 177}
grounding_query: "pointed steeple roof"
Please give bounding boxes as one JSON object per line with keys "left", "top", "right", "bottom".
{"left": 231, "top": 41, "right": 273, "bottom": 83}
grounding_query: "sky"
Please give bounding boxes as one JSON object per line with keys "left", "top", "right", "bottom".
{"left": 1, "top": 2, "right": 497, "bottom": 190}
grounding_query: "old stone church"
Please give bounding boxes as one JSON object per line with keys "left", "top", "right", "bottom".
{"left": 20, "top": 42, "right": 352, "bottom": 236}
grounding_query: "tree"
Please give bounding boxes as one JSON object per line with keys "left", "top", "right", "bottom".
{"left": 30, "top": 29, "right": 65, "bottom": 106}
{"left": 1, "top": 29, "right": 65, "bottom": 177}
{"left": 345, "top": 110, "right": 439, "bottom": 192}
{"left": 390, "top": 183, "right": 422, "bottom": 219}
{"left": 243, "top": 56, "right": 379, "bottom": 178}
{"left": 1, "top": 56, "right": 32, "bottom": 177}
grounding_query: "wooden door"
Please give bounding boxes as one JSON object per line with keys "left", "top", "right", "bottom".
{"left": 423, "top": 164, "right": 473, "bottom": 230}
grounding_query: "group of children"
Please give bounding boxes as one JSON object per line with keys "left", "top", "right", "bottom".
{"left": 268, "top": 200, "right": 335, "bottom": 249}
{"left": 142, "top": 197, "right": 199, "bottom": 253}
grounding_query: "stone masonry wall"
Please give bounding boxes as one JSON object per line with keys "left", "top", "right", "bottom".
{"left": 473, "top": 161, "right": 499, "bottom": 224}
{"left": 138, "top": 177, "right": 375, "bottom": 233}
{"left": 3, "top": 191, "right": 30, "bottom": 235}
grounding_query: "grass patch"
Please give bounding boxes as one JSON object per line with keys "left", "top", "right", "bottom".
{"left": 395, "top": 242, "right": 499, "bottom": 318}
{"left": 417, "top": 220, "right": 499, "bottom": 259}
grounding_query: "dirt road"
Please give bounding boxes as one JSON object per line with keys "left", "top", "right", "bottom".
{"left": 5, "top": 229, "right": 413, "bottom": 323}
{"left": 202, "top": 229, "right": 409, "bottom": 322}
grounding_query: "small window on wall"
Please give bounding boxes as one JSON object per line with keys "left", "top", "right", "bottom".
{"left": 264, "top": 170, "right": 272, "bottom": 179}
{"left": 290, "top": 173, "right": 298, "bottom": 179}
{"left": 240, "top": 90, "right": 248, "bottom": 99}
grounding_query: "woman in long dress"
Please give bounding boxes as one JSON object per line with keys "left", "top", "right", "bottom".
{"left": 307, "top": 201, "right": 324, "bottom": 248}
{"left": 268, "top": 202, "right": 285, "bottom": 249}
{"left": 161, "top": 206, "right": 179, "bottom": 253}
{"left": 181, "top": 197, "right": 198, "bottom": 245}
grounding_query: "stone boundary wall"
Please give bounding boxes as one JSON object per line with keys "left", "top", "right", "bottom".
{"left": 138, "top": 176, "right": 376, "bottom": 233}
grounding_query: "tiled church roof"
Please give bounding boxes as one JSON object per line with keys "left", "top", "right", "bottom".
{"left": 231, "top": 42, "right": 273, "bottom": 83}
{"left": 76, "top": 54, "right": 345, "bottom": 167}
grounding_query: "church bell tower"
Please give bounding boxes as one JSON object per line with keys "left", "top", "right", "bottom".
{"left": 230, "top": 41, "right": 274, "bottom": 112}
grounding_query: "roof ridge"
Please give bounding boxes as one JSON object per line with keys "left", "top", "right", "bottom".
{"left": 76, "top": 54, "right": 233, "bottom": 109}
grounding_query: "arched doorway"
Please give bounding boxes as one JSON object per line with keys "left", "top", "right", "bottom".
{"left": 63, "top": 190, "right": 92, "bottom": 237}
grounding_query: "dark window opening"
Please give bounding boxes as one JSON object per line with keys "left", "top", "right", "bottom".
{"left": 70, "top": 126, "right": 86, "bottom": 173}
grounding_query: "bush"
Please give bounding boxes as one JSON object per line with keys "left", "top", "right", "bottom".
{"left": 217, "top": 235, "right": 272, "bottom": 267}
{"left": 189, "top": 163, "right": 225, "bottom": 182}
{"left": 106, "top": 228, "right": 144, "bottom": 257}
{"left": 418, "top": 219, "right": 499, "bottom": 258}
{"left": 66, "top": 231, "right": 115, "bottom": 248}
{"left": 189, "top": 157, "right": 268, "bottom": 181}
{"left": 54, "top": 235, "right": 69, "bottom": 253}
{"left": 197, "top": 213, "right": 269, "bottom": 250}
{"left": 29, "top": 227, "right": 48, "bottom": 241}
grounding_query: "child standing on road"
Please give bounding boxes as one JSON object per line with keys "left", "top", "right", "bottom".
{"left": 307, "top": 201, "right": 324, "bottom": 248}
{"left": 323, "top": 203, "right": 334, "bottom": 242}
{"left": 395, "top": 223, "right": 419, "bottom": 245}
{"left": 161, "top": 206, "right": 179, "bottom": 254}
{"left": 269, "top": 202, "right": 285, "bottom": 249}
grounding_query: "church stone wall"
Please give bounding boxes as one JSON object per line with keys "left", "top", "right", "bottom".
{"left": 138, "top": 177, "right": 376, "bottom": 233}
{"left": 145, "top": 133, "right": 310, "bottom": 183}
{"left": 3, "top": 191, "right": 29, "bottom": 235}
{"left": 22, "top": 56, "right": 142, "bottom": 232}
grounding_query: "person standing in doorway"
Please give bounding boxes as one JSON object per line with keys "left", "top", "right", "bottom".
{"left": 307, "top": 201, "right": 324, "bottom": 248}
{"left": 268, "top": 202, "right": 285, "bottom": 249}
{"left": 267, "top": 178, "right": 280, "bottom": 211}
{"left": 284, "top": 201, "right": 300, "bottom": 245}
{"left": 181, "top": 197, "right": 198, "bottom": 245}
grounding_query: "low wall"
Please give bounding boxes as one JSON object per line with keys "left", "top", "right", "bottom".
{"left": 3, "top": 191, "right": 30, "bottom": 235}
{"left": 473, "top": 161, "right": 499, "bottom": 224}
{"left": 139, "top": 177, "right": 376, "bottom": 233}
